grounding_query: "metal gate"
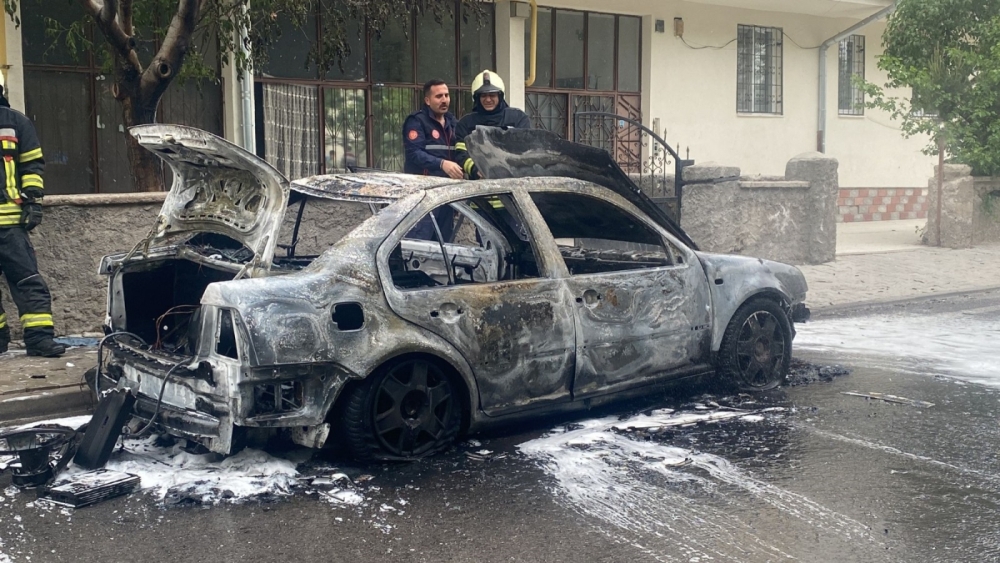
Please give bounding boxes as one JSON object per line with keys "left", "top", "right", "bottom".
{"left": 573, "top": 112, "right": 693, "bottom": 222}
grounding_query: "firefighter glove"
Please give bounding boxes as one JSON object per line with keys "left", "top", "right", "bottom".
{"left": 21, "top": 202, "right": 42, "bottom": 231}
{"left": 21, "top": 187, "right": 43, "bottom": 202}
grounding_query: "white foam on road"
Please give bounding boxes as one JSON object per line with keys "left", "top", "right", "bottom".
{"left": 794, "top": 313, "right": 1000, "bottom": 386}
{"left": 519, "top": 407, "right": 874, "bottom": 562}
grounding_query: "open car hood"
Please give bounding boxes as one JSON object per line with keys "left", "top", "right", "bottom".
{"left": 131, "top": 124, "right": 290, "bottom": 269}
{"left": 465, "top": 127, "right": 698, "bottom": 250}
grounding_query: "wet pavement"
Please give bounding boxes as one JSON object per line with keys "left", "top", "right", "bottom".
{"left": 1, "top": 291, "right": 999, "bottom": 562}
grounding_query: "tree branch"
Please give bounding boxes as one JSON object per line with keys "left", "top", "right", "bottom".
{"left": 140, "top": 0, "right": 202, "bottom": 104}
{"left": 121, "top": 0, "right": 133, "bottom": 36}
{"left": 77, "top": 0, "right": 142, "bottom": 73}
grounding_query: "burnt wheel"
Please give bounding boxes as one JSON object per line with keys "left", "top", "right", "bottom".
{"left": 717, "top": 298, "right": 792, "bottom": 391}
{"left": 341, "top": 358, "right": 462, "bottom": 461}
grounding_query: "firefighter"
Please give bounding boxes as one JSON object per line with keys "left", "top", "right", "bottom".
{"left": 402, "top": 79, "right": 462, "bottom": 240}
{"left": 454, "top": 70, "right": 531, "bottom": 179}
{"left": 0, "top": 75, "right": 64, "bottom": 357}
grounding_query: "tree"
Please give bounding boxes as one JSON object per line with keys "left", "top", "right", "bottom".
{"left": 861, "top": 0, "right": 1000, "bottom": 176}
{"left": 3, "top": 0, "right": 483, "bottom": 191}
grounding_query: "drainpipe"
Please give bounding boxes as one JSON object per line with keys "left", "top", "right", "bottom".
{"left": 239, "top": 2, "right": 256, "bottom": 152}
{"left": 817, "top": 1, "right": 897, "bottom": 153}
{"left": 525, "top": 0, "right": 537, "bottom": 87}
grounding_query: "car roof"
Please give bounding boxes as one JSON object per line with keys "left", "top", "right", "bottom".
{"left": 290, "top": 172, "right": 462, "bottom": 203}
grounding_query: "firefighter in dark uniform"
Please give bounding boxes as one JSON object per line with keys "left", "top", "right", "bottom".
{"left": 454, "top": 70, "right": 531, "bottom": 179}
{"left": 402, "top": 79, "right": 462, "bottom": 240}
{"left": 0, "top": 78, "right": 64, "bottom": 357}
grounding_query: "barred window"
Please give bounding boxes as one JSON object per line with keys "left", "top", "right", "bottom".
{"left": 838, "top": 35, "right": 865, "bottom": 115}
{"left": 737, "top": 25, "right": 783, "bottom": 114}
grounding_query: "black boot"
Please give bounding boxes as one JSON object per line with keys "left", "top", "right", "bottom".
{"left": 24, "top": 328, "right": 65, "bottom": 357}
{"left": 0, "top": 328, "right": 9, "bottom": 354}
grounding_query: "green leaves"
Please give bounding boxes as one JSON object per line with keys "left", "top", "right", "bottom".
{"left": 864, "top": 0, "right": 1000, "bottom": 175}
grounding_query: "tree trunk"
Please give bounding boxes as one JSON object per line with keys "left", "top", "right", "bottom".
{"left": 121, "top": 92, "right": 166, "bottom": 192}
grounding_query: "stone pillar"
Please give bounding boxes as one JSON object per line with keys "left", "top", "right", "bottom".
{"left": 925, "top": 164, "right": 974, "bottom": 248}
{"left": 681, "top": 163, "right": 741, "bottom": 253}
{"left": 221, "top": 55, "right": 246, "bottom": 148}
{"left": 496, "top": 2, "right": 526, "bottom": 110}
{"left": 2, "top": 5, "right": 25, "bottom": 112}
{"left": 785, "top": 152, "right": 839, "bottom": 264}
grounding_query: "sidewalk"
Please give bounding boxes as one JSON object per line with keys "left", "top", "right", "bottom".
{"left": 800, "top": 219, "right": 1000, "bottom": 311}
{"left": 2, "top": 220, "right": 999, "bottom": 425}
{"left": 0, "top": 345, "right": 96, "bottom": 425}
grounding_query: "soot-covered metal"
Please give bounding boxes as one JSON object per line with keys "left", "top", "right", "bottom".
{"left": 95, "top": 125, "right": 809, "bottom": 460}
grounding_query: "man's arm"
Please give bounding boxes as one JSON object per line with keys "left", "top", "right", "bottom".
{"left": 17, "top": 116, "right": 44, "bottom": 200}
{"left": 514, "top": 110, "right": 532, "bottom": 130}
{"left": 454, "top": 118, "right": 481, "bottom": 179}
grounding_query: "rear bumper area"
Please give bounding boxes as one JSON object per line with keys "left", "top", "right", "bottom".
{"left": 101, "top": 348, "right": 236, "bottom": 455}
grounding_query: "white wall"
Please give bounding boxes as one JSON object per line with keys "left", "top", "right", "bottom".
{"left": 518, "top": 0, "right": 933, "bottom": 188}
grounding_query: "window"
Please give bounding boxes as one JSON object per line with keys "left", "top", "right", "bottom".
{"left": 529, "top": 192, "right": 672, "bottom": 275}
{"left": 389, "top": 194, "right": 539, "bottom": 290}
{"left": 737, "top": 25, "right": 783, "bottom": 114}
{"left": 21, "top": 0, "right": 223, "bottom": 193}
{"left": 256, "top": 2, "right": 495, "bottom": 177}
{"left": 524, "top": 9, "right": 642, "bottom": 139}
{"left": 838, "top": 35, "right": 865, "bottom": 116}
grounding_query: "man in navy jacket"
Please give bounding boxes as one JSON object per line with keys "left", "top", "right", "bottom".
{"left": 402, "top": 79, "right": 462, "bottom": 240}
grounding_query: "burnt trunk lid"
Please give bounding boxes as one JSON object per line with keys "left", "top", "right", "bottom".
{"left": 131, "top": 125, "right": 290, "bottom": 271}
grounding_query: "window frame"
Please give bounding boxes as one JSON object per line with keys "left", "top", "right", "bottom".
{"left": 380, "top": 188, "right": 548, "bottom": 293}
{"left": 524, "top": 8, "right": 643, "bottom": 139}
{"left": 526, "top": 187, "right": 690, "bottom": 277}
{"left": 838, "top": 34, "right": 865, "bottom": 116}
{"left": 736, "top": 24, "right": 783, "bottom": 115}
{"left": 255, "top": 2, "right": 496, "bottom": 175}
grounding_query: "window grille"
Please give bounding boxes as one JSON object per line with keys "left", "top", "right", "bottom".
{"left": 737, "top": 25, "right": 783, "bottom": 114}
{"left": 838, "top": 35, "right": 865, "bottom": 115}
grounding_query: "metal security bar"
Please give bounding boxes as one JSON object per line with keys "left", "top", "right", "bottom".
{"left": 574, "top": 112, "right": 694, "bottom": 222}
{"left": 838, "top": 35, "right": 865, "bottom": 116}
{"left": 737, "top": 25, "right": 783, "bottom": 114}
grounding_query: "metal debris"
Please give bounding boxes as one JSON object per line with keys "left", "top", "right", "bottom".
{"left": 841, "top": 391, "right": 934, "bottom": 408}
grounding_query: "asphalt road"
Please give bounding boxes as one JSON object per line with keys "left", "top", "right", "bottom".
{"left": 2, "top": 290, "right": 999, "bottom": 563}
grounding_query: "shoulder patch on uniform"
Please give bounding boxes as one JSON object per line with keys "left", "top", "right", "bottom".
{"left": 408, "top": 130, "right": 419, "bottom": 141}
{"left": 431, "top": 130, "right": 440, "bottom": 139}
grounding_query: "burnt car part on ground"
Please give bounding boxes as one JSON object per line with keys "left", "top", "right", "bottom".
{"left": 0, "top": 425, "right": 79, "bottom": 489}
{"left": 93, "top": 125, "right": 808, "bottom": 461}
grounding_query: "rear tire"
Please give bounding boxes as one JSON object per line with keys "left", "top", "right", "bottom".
{"left": 717, "top": 298, "right": 792, "bottom": 391}
{"left": 341, "top": 357, "right": 462, "bottom": 462}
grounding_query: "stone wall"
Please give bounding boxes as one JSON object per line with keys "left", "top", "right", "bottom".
{"left": 925, "top": 165, "right": 1000, "bottom": 248}
{"left": 680, "top": 152, "right": 838, "bottom": 265}
{"left": 3, "top": 194, "right": 371, "bottom": 338}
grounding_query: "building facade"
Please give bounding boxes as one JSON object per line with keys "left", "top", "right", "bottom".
{"left": 0, "top": 0, "right": 932, "bottom": 220}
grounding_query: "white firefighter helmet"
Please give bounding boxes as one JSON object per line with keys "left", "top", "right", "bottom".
{"left": 471, "top": 70, "right": 505, "bottom": 98}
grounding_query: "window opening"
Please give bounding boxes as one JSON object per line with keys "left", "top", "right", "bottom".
{"left": 838, "top": 35, "right": 865, "bottom": 116}
{"left": 737, "top": 24, "right": 783, "bottom": 114}
{"left": 530, "top": 191, "right": 672, "bottom": 275}
{"left": 389, "top": 194, "right": 539, "bottom": 290}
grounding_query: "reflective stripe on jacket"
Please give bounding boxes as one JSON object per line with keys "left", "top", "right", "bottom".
{"left": 0, "top": 108, "right": 44, "bottom": 227}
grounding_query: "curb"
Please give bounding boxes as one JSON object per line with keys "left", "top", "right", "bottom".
{"left": 0, "top": 384, "right": 94, "bottom": 426}
{"left": 809, "top": 286, "right": 1000, "bottom": 318}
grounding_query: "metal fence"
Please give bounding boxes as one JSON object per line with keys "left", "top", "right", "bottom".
{"left": 573, "top": 112, "right": 693, "bottom": 222}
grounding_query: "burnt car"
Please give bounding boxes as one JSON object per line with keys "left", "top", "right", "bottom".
{"left": 94, "top": 124, "right": 809, "bottom": 460}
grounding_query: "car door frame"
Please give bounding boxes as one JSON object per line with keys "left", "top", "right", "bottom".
{"left": 376, "top": 183, "right": 579, "bottom": 416}
{"left": 517, "top": 181, "right": 714, "bottom": 398}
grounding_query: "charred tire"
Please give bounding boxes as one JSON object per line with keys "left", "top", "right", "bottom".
{"left": 717, "top": 298, "right": 792, "bottom": 391}
{"left": 340, "top": 357, "right": 462, "bottom": 462}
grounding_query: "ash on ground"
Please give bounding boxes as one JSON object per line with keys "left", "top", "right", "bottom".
{"left": 786, "top": 358, "right": 851, "bottom": 387}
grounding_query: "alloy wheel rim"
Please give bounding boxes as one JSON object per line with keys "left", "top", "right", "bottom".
{"left": 373, "top": 360, "right": 454, "bottom": 457}
{"left": 734, "top": 311, "right": 786, "bottom": 388}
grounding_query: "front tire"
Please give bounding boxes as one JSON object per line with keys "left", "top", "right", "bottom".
{"left": 341, "top": 357, "right": 462, "bottom": 461}
{"left": 717, "top": 298, "right": 792, "bottom": 391}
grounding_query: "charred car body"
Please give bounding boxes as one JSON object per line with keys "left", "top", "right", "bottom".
{"left": 95, "top": 125, "right": 809, "bottom": 460}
